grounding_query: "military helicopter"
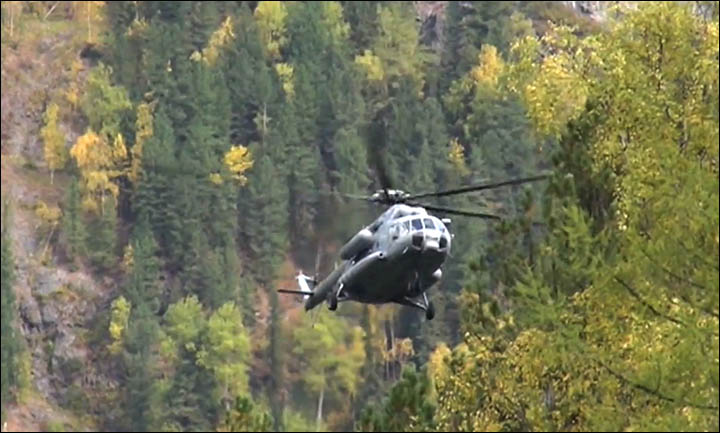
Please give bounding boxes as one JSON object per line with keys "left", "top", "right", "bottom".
{"left": 278, "top": 166, "right": 549, "bottom": 320}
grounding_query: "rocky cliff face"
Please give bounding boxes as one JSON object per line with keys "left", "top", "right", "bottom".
{"left": 412, "top": 1, "right": 617, "bottom": 53}
{"left": 561, "top": 1, "right": 614, "bottom": 22}
{"left": 2, "top": 24, "right": 113, "bottom": 432}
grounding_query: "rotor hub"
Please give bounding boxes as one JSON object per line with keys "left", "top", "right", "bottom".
{"left": 371, "top": 189, "right": 409, "bottom": 204}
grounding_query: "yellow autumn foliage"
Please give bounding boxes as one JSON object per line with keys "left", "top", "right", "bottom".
{"left": 223, "top": 145, "right": 254, "bottom": 186}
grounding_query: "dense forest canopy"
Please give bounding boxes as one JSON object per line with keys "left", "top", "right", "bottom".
{"left": 1, "top": 1, "right": 718, "bottom": 432}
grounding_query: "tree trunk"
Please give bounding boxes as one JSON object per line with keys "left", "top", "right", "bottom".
{"left": 87, "top": 2, "right": 91, "bottom": 43}
{"left": 316, "top": 386, "right": 325, "bottom": 431}
{"left": 44, "top": 2, "right": 59, "bottom": 21}
{"left": 10, "top": 3, "right": 15, "bottom": 39}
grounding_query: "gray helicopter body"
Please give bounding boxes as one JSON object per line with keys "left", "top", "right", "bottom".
{"left": 296, "top": 204, "right": 451, "bottom": 319}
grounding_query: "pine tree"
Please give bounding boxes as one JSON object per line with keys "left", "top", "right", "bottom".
{"left": 122, "top": 303, "right": 162, "bottom": 432}
{"left": 1, "top": 200, "right": 19, "bottom": 424}
{"left": 440, "top": 1, "right": 518, "bottom": 93}
{"left": 161, "top": 296, "right": 219, "bottom": 431}
{"left": 124, "top": 214, "right": 162, "bottom": 312}
{"left": 62, "top": 175, "right": 87, "bottom": 265}
{"left": 268, "top": 289, "right": 286, "bottom": 431}
{"left": 88, "top": 196, "right": 118, "bottom": 272}
{"left": 357, "top": 365, "right": 436, "bottom": 432}
{"left": 342, "top": 1, "right": 380, "bottom": 52}
{"left": 240, "top": 152, "right": 288, "bottom": 283}
{"left": 41, "top": 102, "right": 68, "bottom": 185}
{"left": 133, "top": 106, "right": 184, "bottom": 268}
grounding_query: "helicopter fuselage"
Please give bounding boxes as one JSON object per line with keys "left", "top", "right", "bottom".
{"left": 302, "top": 204, "right": 451, "bottom": 314}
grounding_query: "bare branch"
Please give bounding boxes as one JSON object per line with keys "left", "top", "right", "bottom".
{"left": 599, "top": 360, "right": 718, "bottom": 411}
{"left": 613, "top": 276, "right": 685, "bottom": 327}
{"left": 640, "top": 248, "right": 708, "bottom": 291}
{"left": 44, "top": 2, "right": 59, "bottom": 21}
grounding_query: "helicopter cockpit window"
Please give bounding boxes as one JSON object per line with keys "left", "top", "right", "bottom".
{"left": 423, "top": 218, "right": 435, "bottom": 229}
{"left": 411, "top": 219, "right": 423, "bottom": 231}
{"left": 389, "top": 223, "right": 400, "bottom": 239}
{"left": 403, "top": 221, "right": 411, "bottom": 233}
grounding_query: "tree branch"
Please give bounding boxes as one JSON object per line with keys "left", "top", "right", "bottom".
{"left": 44, "top": 2, "right": 59, "bottom": 21}
{"left": 613, "top": 276, "right": 685, "bottom": 327}
{"left": 599, "top": 360, "right": 718, "bottom": 411}
{"left": 639, "top": 249, "right": 719, "bottom": 319}
{"left": 640, "top": 248, "right": 708, "bottom": 291}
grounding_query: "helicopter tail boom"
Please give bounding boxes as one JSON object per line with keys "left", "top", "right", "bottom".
{"left": 278, "top": 289, "right": 314, "bottom": 296}
{"left": 303, "top": 263, "right": 346, "bottom": 311}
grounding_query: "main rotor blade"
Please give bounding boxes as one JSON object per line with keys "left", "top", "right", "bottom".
{"left": 407, "top": 201, "right": 503, "bottom": 221}
{"left": 406, "top": 173, "right": 551, "bottom": 200}
{"left": 318, "top": 189, "right": 373, "bottom": 201}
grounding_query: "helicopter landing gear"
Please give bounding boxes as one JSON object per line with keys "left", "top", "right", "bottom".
{"left": 328, "top": 292, "right": 337, "bottom": 311}
{"left": 328, "top": 283, "right": 343, "bottom": 311}
{"left": 397, "top": 292, "right": 435, "bottom": 320}
{"left": 425, "top": 299, "right": 435, "bottom": 321}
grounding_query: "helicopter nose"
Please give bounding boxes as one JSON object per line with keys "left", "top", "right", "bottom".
{"left": 423, "top": 239, "right": 440, "bottom": 251}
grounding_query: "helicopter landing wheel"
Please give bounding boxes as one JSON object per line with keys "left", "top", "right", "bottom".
{"left": 425, "top": 301, "right": 435, "bottom": 321}
{"left": 328, "top": 291, "right": 338, "bottom": 311}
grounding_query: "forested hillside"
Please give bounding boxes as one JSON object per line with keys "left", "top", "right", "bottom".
{"left": 1, "top": 1, "right": 718, "bottom": 432}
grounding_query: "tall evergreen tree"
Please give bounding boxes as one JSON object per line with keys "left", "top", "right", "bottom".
{"left": 342, "top": 1, "right": 380, "bottom": 52}
{"left": 88, "top": 197, "right": 119, "bottom": 272}
{"left": 62, "top": 175, "right": 87, "bottom": 265}
{"left": 1, "top": 200, "right": 19, "bottom": 425}
{"left": 124, "top": 214, "right": 162, "bottom": 313}
{"left": 440, "top": 1, "right": 526, "bottom": 92}
{"left": 122, "top": 303, "right": 162, "bottom": 432}
{"left": 134, "top": 106, "right": 184, "bottom": 269}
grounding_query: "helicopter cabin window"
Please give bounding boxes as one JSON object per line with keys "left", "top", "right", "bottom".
{"left": 411, "top": 219, "right": 423, "bottom": 231}
{"left": 423, "top": 218, "right": 435, "bottom": 229}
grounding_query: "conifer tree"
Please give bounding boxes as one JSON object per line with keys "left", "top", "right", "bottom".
{"left": 241, "top": 152, "right": 289, "bottom": 282}
{"left": 88, "top": 196, "right": 118, "bottom": 272}
{"left": 124, "top": 214, "right": 162, "bottom": 312}
{"left": 1, "top": 201, "right": 19, "bottom": 425}
{"left": 62, "top": 175, "right": 87, "bottom": 264}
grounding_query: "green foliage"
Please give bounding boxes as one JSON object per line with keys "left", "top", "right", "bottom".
{"left": 219, "top": 395, "right": 273, "bottom": 432}
{"left": 88, "top": 196, "right": 119, "bottom": 271}
{"left": 41, "top": 102, "right": 68, "bottom": 184}
{"left": 122, "top": 303, "right": 164, "bottom": 432}
{"left": 241, "top": 152, "right": 289, "bottom": 283}
{"left": 291, "top": 309, "right": 365, "bottom": 429}
{"left": 123, "top": 215, "right": 162, "bottom": 312}
{"left": 430, "top": 3, "right": 719, "bottom": 432}
{"left": 1, "top": 200, "right": 19, "bottom": 424}
{"left": 441, "top": 1, "right": 530, "bottom": 92}
{"left": 197, "top": 302, "right": 252, "bottom": 402}
{"left": 81, "top": 63, "right": 133, "bottom": 140}
{"left": 61, "top": 175, "right": 87, "bottom": 264}
{"left": 160, "top": 296, "right": 255, "bottom": 430}
{"left": 357, "top": 365, "right": 436, "bottom": 432}
{"left": 342, "top": 1, "right": 380, "bottom": 52}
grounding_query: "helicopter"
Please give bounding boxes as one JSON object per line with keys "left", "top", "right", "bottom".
{"left": 278, "top": 171, "right": 550, "bottom": 320}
